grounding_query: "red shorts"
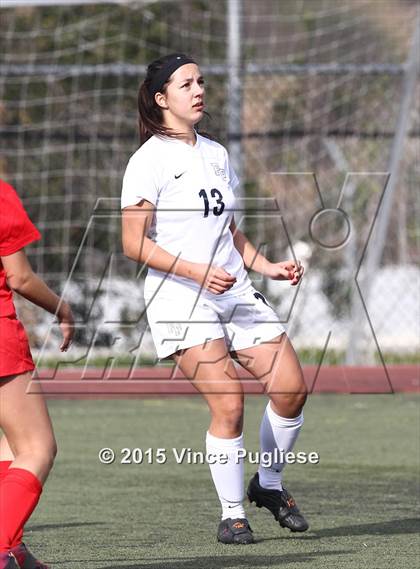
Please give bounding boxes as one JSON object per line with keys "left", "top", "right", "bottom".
{"left": 0, "top": 316, "right": 35, "bottom": 379}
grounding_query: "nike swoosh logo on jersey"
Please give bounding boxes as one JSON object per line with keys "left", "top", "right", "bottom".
{"left": 174, "top": 172, "right": 186, "bottom": 179}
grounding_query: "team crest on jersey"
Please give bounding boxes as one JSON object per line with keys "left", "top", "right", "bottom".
{"left": 211, "top": 163, "right": 228, "bottom": 181}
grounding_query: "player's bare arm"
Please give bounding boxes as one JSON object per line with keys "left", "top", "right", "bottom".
{"left": 122, "top": 201, "right": 236, "bottom": 295}
{"left": 1, "top": 249, "right": 74, "bottom": 351}
{"left": 229, "top": 217, "right": 304, "bottom": 286}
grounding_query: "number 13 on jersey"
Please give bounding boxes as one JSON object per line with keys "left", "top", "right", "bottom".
{"left": 198, "top": 188, "right": 225, "bottom": 217}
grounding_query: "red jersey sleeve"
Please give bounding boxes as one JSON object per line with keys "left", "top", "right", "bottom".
{"left": 0, "top": 179, "right": 41, "bottom": 256}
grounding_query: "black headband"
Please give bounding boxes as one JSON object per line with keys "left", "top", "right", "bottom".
{"left": 148, "top": 54, "right": 196, "bottom": 98}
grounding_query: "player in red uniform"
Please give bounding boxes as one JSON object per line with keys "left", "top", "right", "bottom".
{"left": 0, "top": 180, "right": 74, "bottom": 569}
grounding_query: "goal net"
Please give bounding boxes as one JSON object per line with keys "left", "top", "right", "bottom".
{"left": 1, "top": 0, "right": 418, "bottom": 369}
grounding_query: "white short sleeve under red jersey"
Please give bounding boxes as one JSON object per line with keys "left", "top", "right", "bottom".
{"left": 121, "top": 133, "right": 251, "bottom": 298}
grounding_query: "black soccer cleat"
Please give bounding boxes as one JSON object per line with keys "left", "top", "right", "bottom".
{"left": 247, "top": 472, "right": 309, "bottom": 532}
{"left": 217, "top": 518, "right": 255, "bottom": 545}
{"left": 10, "top": 543, "right": 49, "bottom": 569}
{"left": 0, "top": 552, "right": 19, "bottom": 569}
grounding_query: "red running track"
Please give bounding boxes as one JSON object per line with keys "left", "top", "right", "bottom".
{"left": 29, "top": 365, "right": 419, "bottom": 398}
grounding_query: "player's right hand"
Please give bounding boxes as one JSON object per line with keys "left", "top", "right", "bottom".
{"left": 192, "top": 263, "right": 236, "bottom": 295}
{"left": 57, "top": 301, "right": 75, "bottom": 351}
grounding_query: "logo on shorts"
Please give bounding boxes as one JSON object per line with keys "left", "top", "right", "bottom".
{"left": 166, "top": 323, "right": 183, "bottom": 336}
{"left": 254, "top": 291, "right": 270, "bottom": 307}
{"left": 211, "top": 163, "right": 228, "bottom": 181}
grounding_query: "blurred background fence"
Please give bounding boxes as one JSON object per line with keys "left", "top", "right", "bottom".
{"left": 1, "top": 0, "right": 418, "bottom": 368}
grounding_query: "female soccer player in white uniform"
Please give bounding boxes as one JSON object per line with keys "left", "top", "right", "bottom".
{"left": 121, "top": 54, "right": 308, "bottom": 545}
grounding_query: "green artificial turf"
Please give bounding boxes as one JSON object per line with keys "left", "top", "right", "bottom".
{"left": 22, "top": 395, "right": 419, "bottom": 569}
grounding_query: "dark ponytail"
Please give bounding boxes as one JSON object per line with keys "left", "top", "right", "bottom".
{"left": 138, "top": 54, "right": 212, "bottom": 146}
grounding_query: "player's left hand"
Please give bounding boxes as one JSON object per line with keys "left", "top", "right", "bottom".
{"left": 265, "top": 260, "right": 304, "bottom": 286}
{"left": 57, "top": 301, "right": 75, "bottom": 351}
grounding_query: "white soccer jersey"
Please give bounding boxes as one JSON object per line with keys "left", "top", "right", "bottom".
{"left": 121, "top": 132, "right": 251, "bottom": 298}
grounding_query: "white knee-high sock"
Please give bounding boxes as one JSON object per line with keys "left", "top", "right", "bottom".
{"left": 258, "top": 402, "right": 304, "bottom": 491}
{"left": 206, "top": 431, "right": 246, "bottom": 520}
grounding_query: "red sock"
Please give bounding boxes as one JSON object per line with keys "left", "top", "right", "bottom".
{"left": 0, "top": 461, "right": 12, "bottom": 481}
{"left": 0, "top": 468, "right": 42, "bottom": 552}
{"left": 0, "top": 461, "right": 24, "bottom": 548}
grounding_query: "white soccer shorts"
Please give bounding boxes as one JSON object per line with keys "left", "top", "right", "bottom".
{"left": 144, "top": 283, "right": 286, "bottom": 360}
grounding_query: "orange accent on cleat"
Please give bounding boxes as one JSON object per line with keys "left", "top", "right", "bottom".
{"left": 232, "top": 521, "right": 245, "bottom": 529}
